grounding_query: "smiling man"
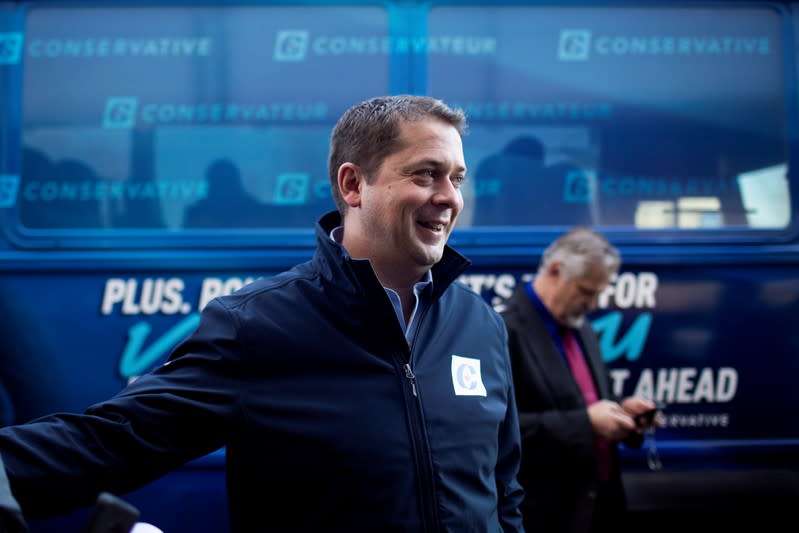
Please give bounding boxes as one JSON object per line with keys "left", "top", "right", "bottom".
{"left": 0, "top": 95, "right": 525, "bottom": 533}
{"left": 334, "top": 104, "right": 466, "bottom": 326}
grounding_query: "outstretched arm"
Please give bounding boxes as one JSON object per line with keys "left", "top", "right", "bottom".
{"left": 0, "top": 299, "right": 244, "bottom": 519}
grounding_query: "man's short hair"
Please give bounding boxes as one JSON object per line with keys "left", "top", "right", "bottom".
{"left": 328, "top": 95, "right": 467, "bottom": 215}
{"left": 539, "top": 227, "right": 621, "bottom": 279}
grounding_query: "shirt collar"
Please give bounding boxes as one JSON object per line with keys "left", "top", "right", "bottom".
{"left": 523, "top": 279, "right": 562, "bottom": 339}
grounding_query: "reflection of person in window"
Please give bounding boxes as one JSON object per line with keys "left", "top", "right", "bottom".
{"left": 472, "top": 136, "right": 544, "bottom": 226}
{"left": 183, "top": 158, "right": 263, "bottom": 228}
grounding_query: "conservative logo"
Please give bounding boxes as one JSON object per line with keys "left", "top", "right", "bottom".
{"left": 273, "top": 173, "right": 310, "bottom": 205}
{"left": 26, "top": 37, "right": 211, "bottom": 58}
{"left": 563, "top": 170, "right": 597, "bottom": 203}
{"left": 273, "top": 29, "right": 496, "bottom": 61}
{"left": 451, "top": 355, "right": 487, "bottom": 397}
{"left": 563, "top": 171, "right": 734, "bottom": 203}
{"left": 558, "top": 28, "right": 770, "bottom": 61}
{"left": 101, "top": 97, "right": 327, "bottom": 128}
{"left": 0, "top": 175, "right": 19, "bottom": 207}
{"left": 558, "top": 30, "right": 592, "bottom": 61}
{"left": 0, "top": 33, "right": 24, "bottom": 65}
{"left": 103, "top": 97, "right": 139, "bottom": 128}
{"left": 274, "top": 30, "right": 310, "bottom": 61}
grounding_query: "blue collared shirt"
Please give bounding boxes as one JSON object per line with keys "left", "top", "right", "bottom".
{"left": 524, "top": 279, "right": 569, "bottom": 361}
{"left": 331, "top": 226, "right": 433, "bottom": 344}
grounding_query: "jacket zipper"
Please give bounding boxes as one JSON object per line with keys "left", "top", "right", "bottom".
{"left": 404, "top": 363, "right": 417, "bottom": 396}
{"left": 398, "top": 303, "right": 440, "bottom": 533}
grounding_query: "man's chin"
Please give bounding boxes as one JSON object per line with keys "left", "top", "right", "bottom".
{"left": 416, "top": 246, "right": 445, "bottom": 266}
{"left": 566, "top": 315, "right": 586, "bottom": 329}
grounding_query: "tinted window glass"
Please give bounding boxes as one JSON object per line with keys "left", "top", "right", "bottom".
{"left": 428, "top": 6, "right": 790, "bottom": 230}
{"left": 16, "top": 6, "right": 390, "bottom": 232}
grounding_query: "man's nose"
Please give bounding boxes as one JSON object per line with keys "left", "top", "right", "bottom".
{"left": 432, "top": 178, "right": 461, "bottom": 208}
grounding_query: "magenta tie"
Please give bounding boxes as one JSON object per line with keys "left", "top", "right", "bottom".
{"left": 561, "top": 327, "right": 612, "bottom": 480}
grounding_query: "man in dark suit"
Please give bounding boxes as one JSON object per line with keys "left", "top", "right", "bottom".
{"left": 501, "top": 227, "right": 657, "bottom": 533}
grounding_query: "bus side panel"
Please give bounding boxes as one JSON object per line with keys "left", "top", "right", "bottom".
{"left": 3, "top": 259, "right": 798, "bottom": 530}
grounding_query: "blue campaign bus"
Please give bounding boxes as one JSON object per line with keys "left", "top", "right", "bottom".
{"left": 1, "top": 0, "right": 798, "bottom": 531}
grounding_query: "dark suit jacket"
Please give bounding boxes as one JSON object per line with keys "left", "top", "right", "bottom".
{"left": 501, "top": 283, "right": 627, "bottom": 533}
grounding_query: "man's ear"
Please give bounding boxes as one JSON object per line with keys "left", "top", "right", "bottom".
{"left": 548, "top": 260, "right": 563, "bottom": 278}
{"left": 338, "top": 163, "right": 362, "bottom": 208}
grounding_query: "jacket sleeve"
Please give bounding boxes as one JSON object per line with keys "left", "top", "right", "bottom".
{"left": 0, "top": 299, "right": 245, "bottom": 519}
{"left": 495, "top": 324, "right": 526, "bottom": 533}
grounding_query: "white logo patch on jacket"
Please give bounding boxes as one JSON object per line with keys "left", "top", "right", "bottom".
{"left": 451, "top": 355, "right": 487, "bottom": 397}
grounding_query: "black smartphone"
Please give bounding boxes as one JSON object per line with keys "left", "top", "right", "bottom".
{"left": 82, "top": 492, "right": 140, "bottom": 533}
{"left": 634, "top": 402, "right": 666, "bottom": 427}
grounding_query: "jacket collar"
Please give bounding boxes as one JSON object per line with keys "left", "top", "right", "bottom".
{"left": 314, "top": 210, "right": 471, "bottom": 301}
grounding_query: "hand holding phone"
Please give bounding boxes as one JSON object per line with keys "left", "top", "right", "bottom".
{"left": 634, "top": 402, "right": 666, "bottom": 428}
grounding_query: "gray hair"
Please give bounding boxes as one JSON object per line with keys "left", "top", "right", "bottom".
{"left": 328, "top": 95, "right": 467, "bottom": 215}
{"left": 538, "top": 227, "right": 621, "bottom": 279}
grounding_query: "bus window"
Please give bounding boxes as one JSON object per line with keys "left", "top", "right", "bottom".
{"left": 427, "top": 5, "right": 791, "bottom": 232}
{"left": 12, "top": 5, "right": 390, "bottom": 238}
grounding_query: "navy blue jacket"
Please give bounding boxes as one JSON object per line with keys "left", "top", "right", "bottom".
{"left": 0, "top": 211, "right": 525, "bottom": 533}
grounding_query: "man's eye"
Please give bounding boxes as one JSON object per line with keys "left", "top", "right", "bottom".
{"left": 452, "top": 175, "right": 466, "bottom": 187}
{"left": 413, "top": 169, "right": 436, "bottom": 182}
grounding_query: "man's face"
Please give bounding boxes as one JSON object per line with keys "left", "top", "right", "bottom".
{"left": 551, "top": 261, "right": 609, "bottom": 328}
{"left": 356, "top": 118, "right": 465, "bottom": 278}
